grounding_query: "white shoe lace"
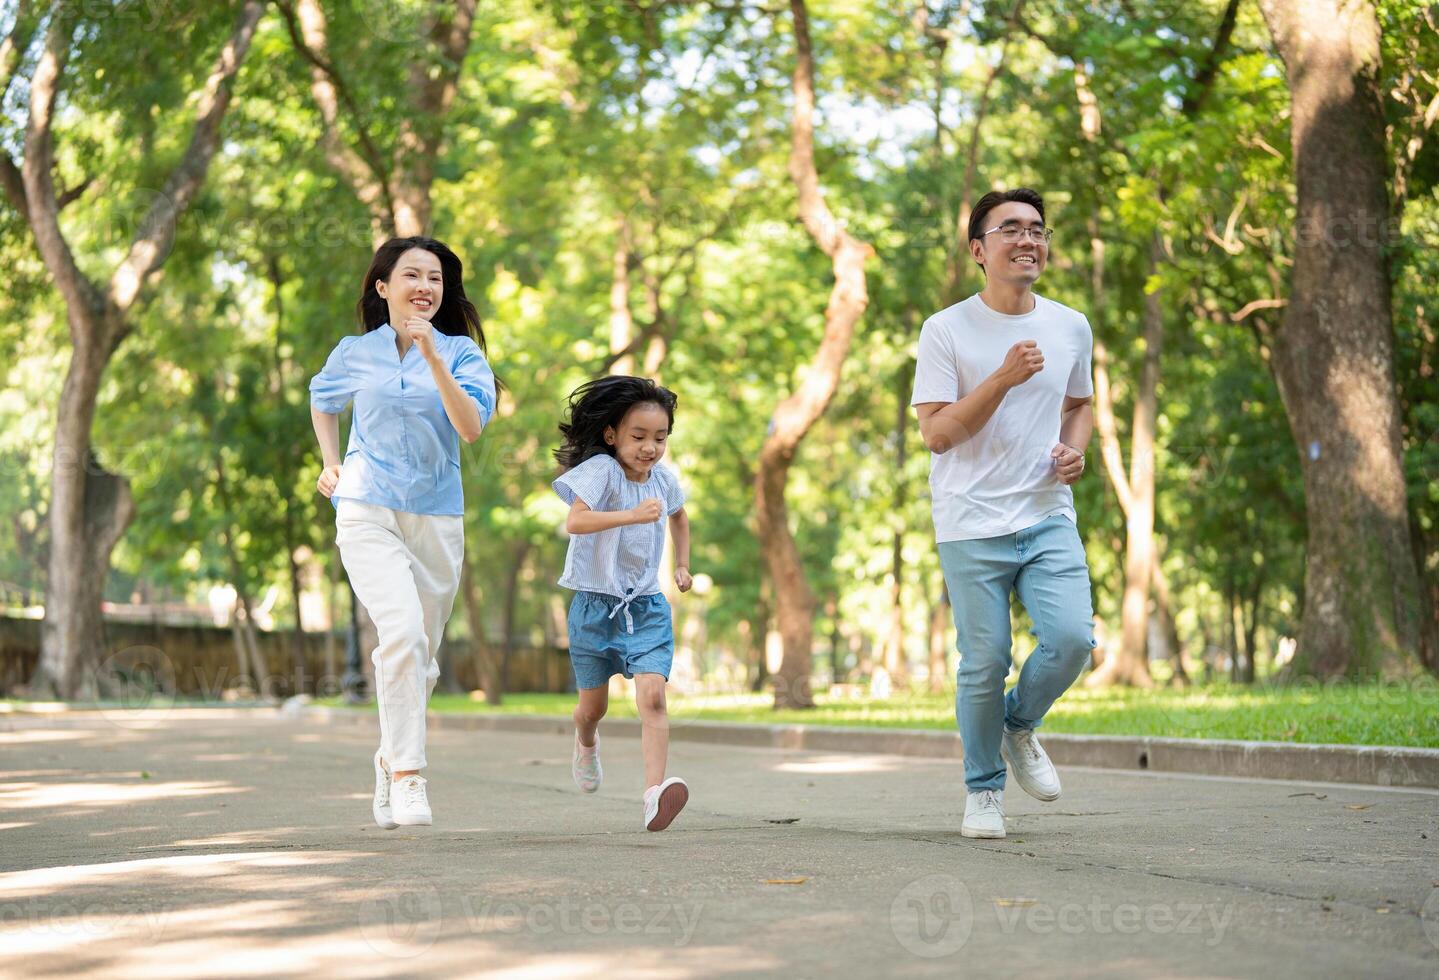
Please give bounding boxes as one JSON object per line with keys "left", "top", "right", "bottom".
{"left": 397, "top": 777, "right": 427, "bottom": 810}
{"left": 376, "top": 757, "right": 391, "bottom": 805}
{"left": 973, "top": 790, "right": 1001, "bottom": 816}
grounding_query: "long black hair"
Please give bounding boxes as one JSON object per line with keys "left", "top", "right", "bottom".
{"left": 554, "top": 376, "right": 678, "bottom": 470}
{"left": 356, "top": 236, "right": 488, "bottom": 353}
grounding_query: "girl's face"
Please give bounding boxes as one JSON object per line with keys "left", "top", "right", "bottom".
{"left": 605, "top": 402, "right": 670, "bottom": 478}
{"left": 376, "top": 247, "right": 444, "bottom": 323}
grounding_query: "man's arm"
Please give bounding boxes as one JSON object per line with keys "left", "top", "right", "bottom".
{"left": 1052, "top": 395, "right": 1094, "bottom": 485}
{"left": 915, "top": 340, "right": 1044, "bottom": 453}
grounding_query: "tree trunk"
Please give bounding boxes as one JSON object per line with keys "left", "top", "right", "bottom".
{"left": 1257, "top": 0, "right": 1431, "bottom": 677}
{"left": 757, "top": 0, "right": 875, "bottom": 709}
{"left": 927, "top": 582, "right": 951, "bottom": 694}
{"left": 881, "top": 365, "right": 912, "bottom": 688}
{"left": 460, "top": 554, "right": 502, "bottom": 704}
{"left": 1088, "top": 236, "right": 1163, "bottom": 688}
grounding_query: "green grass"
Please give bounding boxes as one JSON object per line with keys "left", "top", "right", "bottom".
{"left": 315, "top": 680, "right": 1439, "bottom": 748}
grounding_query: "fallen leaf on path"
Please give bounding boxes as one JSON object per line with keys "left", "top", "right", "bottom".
{"left": 765, "top": 878, "right": 807, "bottom": 885}
{"left": 765, "top": 818, "right": 800, "bottom": 824}
{"left": 1344, "top": 804, "right": 1373, "bottom": 811}
{"left": 995, "top": 898, "right": 1038, "bottom": 908}
{"left": 1288, "top": 792, "right": 1327, "bottom": 800}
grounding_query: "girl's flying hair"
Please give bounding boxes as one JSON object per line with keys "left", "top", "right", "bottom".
{"left": 554, "top": 376, "right": 678, "bottom": 470}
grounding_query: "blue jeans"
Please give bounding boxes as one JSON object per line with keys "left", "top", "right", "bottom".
{"left": 938, "top": 514, "right": 1096, "bottom": 792}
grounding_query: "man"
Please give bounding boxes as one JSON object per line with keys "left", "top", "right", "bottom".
{"left": 912, "top": 187, "right": 1097, "bottom": 839}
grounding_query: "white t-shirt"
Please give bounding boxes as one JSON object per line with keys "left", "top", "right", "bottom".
{"left": 911, "top": 293, "right": 1094, "bottom": 542}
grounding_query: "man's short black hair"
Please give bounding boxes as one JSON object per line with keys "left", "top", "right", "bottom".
{"left": 968, "top": 188, "right": 1046, "bottom": 244}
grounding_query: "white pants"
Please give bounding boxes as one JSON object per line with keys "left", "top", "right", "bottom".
{"left": 335, "top": 500, "right": 464, "bottom": 771}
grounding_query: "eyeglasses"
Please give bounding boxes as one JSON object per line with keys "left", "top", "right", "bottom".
{"left": 981, "top": 223, "right": 1054, "bottom": 245}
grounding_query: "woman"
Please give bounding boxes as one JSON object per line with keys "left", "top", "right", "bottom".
{"left": 309, "top": 236, "right": 496, "bottom": 828}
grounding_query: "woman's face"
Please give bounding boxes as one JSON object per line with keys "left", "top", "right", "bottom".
{"left": 376, "top": 247, "right": 444, "bottom": 322}
{"left": 605, "top": 402, "right": 670, "bottom": 477}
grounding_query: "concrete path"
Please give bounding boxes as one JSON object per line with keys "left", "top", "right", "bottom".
{"left": 1, "top": 709, "right": 1436, "bottom": 978}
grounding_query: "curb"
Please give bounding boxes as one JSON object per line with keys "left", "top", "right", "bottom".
{"left": 299, "top": 706, "right": 1439, "bottom": 790}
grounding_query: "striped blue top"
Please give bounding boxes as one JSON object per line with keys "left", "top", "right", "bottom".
{"left": 309, "top": 323, "right": 496, "bottom": 517}
{"left": 553, "top": 453, "right": 686, "bottom": 600}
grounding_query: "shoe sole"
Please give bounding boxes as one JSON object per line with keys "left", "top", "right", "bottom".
{"left": 646, "top": 781, "right": 688, "bottom": 832}
{"left": 393, "top": 813, "right": 432, "bottom": 827}
{"left": 961, "top": 825, "right": 1006, "bottom": 839}
{"left": 373, "top": 807, "right": 398, "bottom": 830}
{"left": 1001, "top": 746, "right": 1061, "bottom": 802}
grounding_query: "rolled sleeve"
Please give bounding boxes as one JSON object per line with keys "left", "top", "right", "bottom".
{"left": 553, "top": 454, "right": 617, "bottom": 509}
{"left": 452, "top": 339, "right": 497, "bottom": 428}
{"left": 309, "top": 337, "right": 357, "bottom": 413}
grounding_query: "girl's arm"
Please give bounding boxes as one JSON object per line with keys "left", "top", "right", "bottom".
{"left": 311, "top": 406, "right": 343, "bottom": 497}
{"left": 669, "top": 507, "right": 692, "bottom": 592}
{"left": 567, "top": 497, "right": 661, "bottom": 535}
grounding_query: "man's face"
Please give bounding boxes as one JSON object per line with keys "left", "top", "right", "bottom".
{"left": 970, "top": 201, "right": 1048, "bottom": 287}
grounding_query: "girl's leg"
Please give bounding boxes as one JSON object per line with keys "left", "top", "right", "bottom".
{"left": 633, "top": 673, "right": 669, "bottom": 788}
{"left": 574, "top": 685, "right": 609, "bottom": 746}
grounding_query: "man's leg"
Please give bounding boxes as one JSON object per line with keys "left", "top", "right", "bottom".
{"left": 939, "top": 535, "right": 1020, "bottom": 792}
{"left": 1006, "top": 516, "right": 1097, "bottom": 730}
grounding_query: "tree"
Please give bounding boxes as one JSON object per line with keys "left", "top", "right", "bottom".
{"left": 6, "top": 1, "right": 265, "bottom": 697}
{"left": 756, "top": 0, "right": 876, "bottom": 709}
{"left": 1257, "top": 0, "right": 1433, "bottom": 677}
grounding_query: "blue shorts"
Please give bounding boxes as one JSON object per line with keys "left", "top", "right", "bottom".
{"left": 568, "top": 591, "right": 673, "bottom": 690}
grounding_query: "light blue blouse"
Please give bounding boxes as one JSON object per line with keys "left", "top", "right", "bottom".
{"left": 309, "top": 323, "right": 496, "bottom": 517}
{"left": 553, "top": 454, "right": 686, "bottom": 626}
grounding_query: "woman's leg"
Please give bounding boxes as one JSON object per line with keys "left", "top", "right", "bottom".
{"left": 634, "top": 673, "right": 669, "bottom": 788}
{"left": 396, "top": 512, "right": 465, "bottom": 772}
{"left": 335, "top": 502, "right": 432, "bottom": 775}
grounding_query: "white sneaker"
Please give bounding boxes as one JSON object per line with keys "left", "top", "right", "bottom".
{"left": 392, "top": 774, "right": 432, "bottom": 826}
{"left": 962, "top": 789, "right": 1006, "bottom": 839}
{"left": 1001, "top": 726, "right": 1061, "bottom": 801}
{"left": 372, "top": 751, "right": 398, "bottom": 830}
{"left": 643, "top": 776, "right": 689, "bottom": 832}
{"left": 573, "top": 732, "right": 602, "bottom": 793}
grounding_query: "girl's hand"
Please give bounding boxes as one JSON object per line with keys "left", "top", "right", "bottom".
{"left": 405, "top": 317, "right": 439, "bottom": 362}
{"left": 675, "top": 566, "right": 693, "bottom": 593}
{"left": 629, "top": 498, "right": 664, "bottom": 524}
{"left": 317, "top": 464, "right": 342, "bottom": 498}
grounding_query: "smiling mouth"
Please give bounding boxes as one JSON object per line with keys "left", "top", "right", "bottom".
{"left": 412, "top": 298, "right": 433, "bottom": 309}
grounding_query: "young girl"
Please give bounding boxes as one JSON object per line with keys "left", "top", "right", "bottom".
{"left": 552, "top": 376, "right": 693, "bottom": 831}
{"left": 309, "top": 236, "right": 496, "bottom": 829}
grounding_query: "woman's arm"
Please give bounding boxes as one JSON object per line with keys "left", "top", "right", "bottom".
{"left": 426, "top": 355, "right": 484, "bottom": 443}
{"left": 311, "top": 406, "right": 343, "bottom": 497}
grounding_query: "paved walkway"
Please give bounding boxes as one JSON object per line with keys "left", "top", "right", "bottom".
{"left": 1, "top": 709, "right": 1436, "bottom": 977}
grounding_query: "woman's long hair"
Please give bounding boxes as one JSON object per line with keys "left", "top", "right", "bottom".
{"left": 355, "top": 237, "right": 488, "bottom": 353}
{"left": 554, "top": 376, "right": 678, "bottom": 471}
